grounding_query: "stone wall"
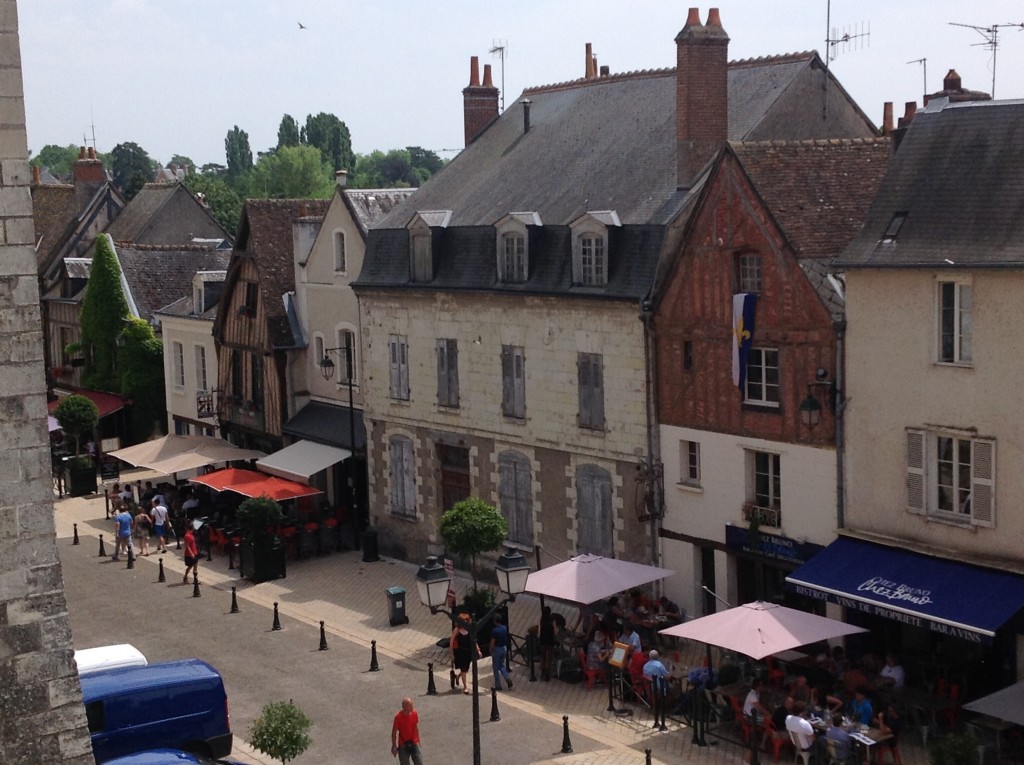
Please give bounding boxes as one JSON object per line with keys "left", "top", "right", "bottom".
{"left": 0, "top": 1, "right": 94, "bottom": 762}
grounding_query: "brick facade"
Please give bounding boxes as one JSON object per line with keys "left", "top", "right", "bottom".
{"left": 0, "top": 1, "right": 93, "bottom": 761}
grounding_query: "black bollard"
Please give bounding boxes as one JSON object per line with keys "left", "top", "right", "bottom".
{"left": 126, "top": 546, "right": 135, "bottom": 570}
{"left": 489, "top": 687, "right": 500, "bottom": 722}
{"left": 560, "top": 715, "right": 573, "bottom": 754}
{"left": 527, "top": 633, "right": 537, "bottom": 682}
{"left": 645, "top": 748, "right": 652, "bottom": 765}
{"left": 157, "top": 557, "right": 166, "bottom": 583}
{"left": 658, "top": 683, "right": 668, "bottom": 731}
{"left": 98, "top": 535, "right": 106, "bottom": 557}
{"left": 272, "top": 602, "right": 282, "bottom": 631}
{"left": 73, "top": 523, "right": 80, "bottom": 545}
{"left": 230, "top": 586, "right": 239, "bottom": 613}
{"left": 426, "top": 663, "right": 438, "bottom": 695}
{"left": 318, "top": 621, "right": 329, "bottom": 651}
{"left": 450, "top": 669, "right": 456, "bottom": 691}
{"left": 369, "top": 639, "right": 380, "bottom": 671}
{"left": 192, "top": 571, "right": 201, "bottom": 598}
{"left": 607, "top": 665, "right": 616, "bottom": 713}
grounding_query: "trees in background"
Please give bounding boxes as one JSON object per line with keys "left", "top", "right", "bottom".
{"left": 225, "top": 125, "right": 254, "bottom": 177}
{"left": 110, "top": 142, "right": 154, "bottom": 200}
{"left": 277, "top": 115, "right": 301, "bottom": 150}
{"left": 29, "top": 143, "right": 84, "bottom": 179}
{"left": 183, "top": 171, "right": 243, "bottom": 235}
{"left": 251, "top": 145, "right": 333, "bottom": 199}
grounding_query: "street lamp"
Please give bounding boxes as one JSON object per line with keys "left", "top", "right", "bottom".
{"left": 318, "top": 344, "right": 361, "bottom": 550}
{"left": 799, "top": 368, "right": 836, "bottom": 428}
{"left": 416, "top": 548, "right": 530, "bottom": 765}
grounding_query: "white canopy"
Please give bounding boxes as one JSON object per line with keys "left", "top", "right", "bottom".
{"left": 256, "top": 439, "right": 350, "bottom": 483}
{"left": 525, "top": 554, "right": 672, "bottom": 605}
{"left": 963, "top": 681, "right": 1024, "bottom": 725}
{"left": 109, "top": 435, "right": 263, "bottom": 475}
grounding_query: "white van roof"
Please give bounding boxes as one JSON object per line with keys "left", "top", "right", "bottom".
{"left": 74, "top": 644, "right": 148, "bottom": 675}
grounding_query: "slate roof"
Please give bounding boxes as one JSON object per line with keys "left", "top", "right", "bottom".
{"left": 115, "top": 244, "right": 231, "bottom": 324}
{"left": 341, "top": 189, "right": 415, "bottom": 238}
{"left": 105, "top": 182, "right": 227, "bottom": 244}
{"left": 836, "top": 99, "right": 1024, "bottom": 268}
{"left": 360, "top": 51, "right": 876, "bottom": 300}
{"left": 31, "top": 184, "right": 77, "bottom": 266}
{"left": 231, "top": 199, "right": 330, "bottom": 348}
{"left": 731, "top": 138, "right": 892, "bottom": 259}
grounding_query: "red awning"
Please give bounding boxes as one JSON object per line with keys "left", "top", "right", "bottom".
{"left": 190, "top": 467, "right": 321, "bottom": 501}
{"left": 49, "top": 389, "right": 129, "bottom": 419}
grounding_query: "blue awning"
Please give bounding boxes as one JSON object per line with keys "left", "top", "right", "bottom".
{"left": 785, "top": 537, "right": 1024, "bottom": 644}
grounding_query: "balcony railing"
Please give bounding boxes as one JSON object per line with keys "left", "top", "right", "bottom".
{"left": 742, "top": 501, "right": 781, "bottom": 529}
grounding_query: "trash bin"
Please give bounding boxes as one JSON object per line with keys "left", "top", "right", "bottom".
{"left": 362, "top": 529, "right": 380, "bottom": 562}
{"left": 386, "top": 586, "right": 409, "bottom": 626}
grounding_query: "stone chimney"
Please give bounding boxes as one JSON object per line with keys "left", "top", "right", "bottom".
{"left": 882, "top": 102, "right": 894, "bottom": 135}
{"left": 32, "top": 164, "right": 40, "bottom": 185}
{"left": 923, "top": 68, "right": 991, "bottom": 105}
{"left": 585, "top": 43, "right": 596, "bottom": 79}
{"left": 463, "top": 56, "right": 500, "bottom": 147}
{"left": 892, "top": 101, "right": 917, "bottom": 153}
{"left": 73, "top": 145, "right": 106, "bottom": 207}
{"left": 676, "top": 7, "right": 730, "bottom": 188}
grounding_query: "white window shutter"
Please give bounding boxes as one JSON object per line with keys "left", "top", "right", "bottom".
{"left": 971, "top": 438, "right": 995, "bottom": 528}
{"left": 389, "top": 337, "right": 400, "bottom": 398}
{"left": 906, "top": 429, "right": 926, "bottom": 515}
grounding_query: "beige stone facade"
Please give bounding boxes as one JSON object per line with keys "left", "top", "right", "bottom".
{"left": 0, "top": 1, "right": 93, "bottom": 760}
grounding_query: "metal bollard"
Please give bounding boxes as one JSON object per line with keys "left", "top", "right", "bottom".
{"left": 98, "top": 535, "right": 106, "bottom": 557}
{"left": 489, "top": 687, "right": 500, "bottom": 722}
{"left": 230, "top": 586, "right": 240, "bottom": 613}
{"left": 450, "top": 669, "right": 456, "bottom": 690}
{"left": 272, "top": 602, "right": 282, "bottom": 631}
{"left": 192, "top": 570, "right": 201, "bottom": 598}
{"left": 427, "top": 663, "right": 438, "bottom": 695}
{"left": 126, "top": 546, "right": 135, "bottom": 570}
{"left": 369, "top": 639, "right": 380, "bottom": 671}
{"left": 73, "top": 523, "right": 80, "bottom": 545}
{"left": 157, "top": 557, "right": 166, "bottom": 583}
{"left": 560, "top": 715, "right": 573, "bottom": 754}
{"left": 645, "top": 748, "right": 652, "bottom": 765}
{"left": 318, "top": 621, "right": 329, "bottom": 651}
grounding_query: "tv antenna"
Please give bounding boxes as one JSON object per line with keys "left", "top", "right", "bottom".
{"left": 489, "top": 40, "right": 508, "bottom": 111}
{"left": 822, "top": 0, "right": 871, "bottom": 121}
{"left": 949, "top": 21, "right": 1024, "bottom": 98}
{"left": 907, "top": 58, "right": 927, "bottom": 99}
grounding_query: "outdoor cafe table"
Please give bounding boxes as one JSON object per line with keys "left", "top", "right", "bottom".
{"left": 810, "top": 718, "right": 892, "bottom": 765}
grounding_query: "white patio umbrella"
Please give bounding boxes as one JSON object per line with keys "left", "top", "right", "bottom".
{"left": 658, "top": 600, "right": 867, "bottom": 660}
{"left": 963, "top": 680, "right": 1024, "bottom": 725}
{"left": 525, "top": 553, "right": 673, "bottom": 605}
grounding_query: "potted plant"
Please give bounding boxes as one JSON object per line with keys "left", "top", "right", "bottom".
{"left": 53, "top": 394, "right": 99, "bottom": 496}
{"left": 236, "top": 495, "right": 287, "bottom": 582}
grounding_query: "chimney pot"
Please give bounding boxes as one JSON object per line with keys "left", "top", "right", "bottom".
{"left": 585, "top": 43, "right": 595, "bottom": 79}
{"left": 88, "top": 147, "right": 96, "bottom": 160}
{"left": 882, "top": 102, "right": 894, "bottom": 134}
{"left": 685, "top": 7, "right": 700, "bottom": 26}
{"left": 706, "top": 7, "right": 722, "bottom": 26}
{"left": 32, "top": 164, "right": 41, "bottom": 185}
{"left": 600, "top": 65, "right": 610, "bottom": 77}
{"left": 335, "top": 169, "right": 348, "bottom": 188}
{"left": 521, "top": 98, "right": 532, "bottom": 134}
{"left": 943, "top": 69, "right": 961, "bottom": 91}
{"left": 79, "top": 146, "right": 86, "bottom": 159}
{"left": 469, "top": 56, "right": 480, "bottom": 87}
{"left": 483, "top": 64, "right": 494, "bottom": 88}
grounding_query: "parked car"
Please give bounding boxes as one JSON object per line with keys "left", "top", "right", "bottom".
{"left": 80, "top": 659, "right": 233, "bottom": 763}
{"left": 104, "top": 749, "right": 245, "bottom": 765}
{"left": 74, "top": 644, "right": 148, "bottom": 675}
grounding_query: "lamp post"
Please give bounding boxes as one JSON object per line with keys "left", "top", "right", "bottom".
{"left": 319, "top": 344, "right": 361, "bottom": 550}
{"left": 798, "top": 368, "right": 836, "bottom": 428}
{"left": 416, "top": 548, "right": 530, "bottom": 765}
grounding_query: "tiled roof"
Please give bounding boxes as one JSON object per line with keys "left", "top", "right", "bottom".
{"left": 115, "top": 244, "right": 231, "bottom": 323}
{"left": 837, "top": 99, "right": 1024, "bottom": 268}
{"left": 341, "top": 189, "right": 415, "bottom": 238}
{"left": 731, "top": 138, "right": 892, "bottom": 259}
{"left": 104, "top": 184, "right": 179, "bottom": 242}
{"left": 31, "top": 184, "right": 77, "bottom": 269}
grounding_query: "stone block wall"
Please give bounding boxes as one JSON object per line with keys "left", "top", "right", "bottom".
{"left": 0, "top": 2, "right": 94, "bottom": 762}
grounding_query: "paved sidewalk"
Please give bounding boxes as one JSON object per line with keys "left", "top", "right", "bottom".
{"left": 56, "top": 475, "right": 745, "bottom": 765}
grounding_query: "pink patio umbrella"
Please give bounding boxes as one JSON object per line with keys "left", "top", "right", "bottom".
{"left": 525, "top": 553, "right": 673, "bottom": 605}
{"left": 658, "top": 600, "right": 867, "bottom": 660}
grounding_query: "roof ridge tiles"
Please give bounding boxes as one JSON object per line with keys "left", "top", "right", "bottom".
{"left": 734, "top": 136, "right": 890, "bottom": 149}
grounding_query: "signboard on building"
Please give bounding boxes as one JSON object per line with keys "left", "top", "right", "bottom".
{"left": 725, "top": 524, "right": 823, "bottom": 566}
{"left": 196, "top": 391, "right": 215, "bottom": 419}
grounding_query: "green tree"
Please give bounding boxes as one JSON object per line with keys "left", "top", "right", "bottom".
{"left": 184, "top": 172, "right": 242, "bottom": 235}
{"left": 302, "top": 112, "right": 354, "bottom": 172}
{"left": 110, "top": 141, "right": 154, "bottom": 200}
{"left": 117, "top": 317, "right": 164, "bottom": 442}
{"left": 251, "top": 144, "right": 332, "bottom": 198}
{"left": 79, "top": 234, "right": 130, "bottom": 391}
{"left": 407, "top": 145, "right": 444, "bottom": 176}
{"left": 53, "top": 395, "right": 99, "bottom": 456}
{"left": 277, "top": 114, "right": 301, "bottom": 150}
{"left": 225, "top": 125, "right": 253, "bottom": 177}
{"left": 30, "top": 143, "right": 80, "bottom": 178}
{"left": 249, "top": 700, "right": 312, "bottom": 765}
{"left": 169, "top": 154, "right": 194, "bottom": 173}
{"left": 439, "top": 497, "right": 508, "bottom": 593}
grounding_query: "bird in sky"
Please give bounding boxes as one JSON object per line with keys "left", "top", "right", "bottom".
{"left": 298, "top": 21, "right": 307, "bottom": 30}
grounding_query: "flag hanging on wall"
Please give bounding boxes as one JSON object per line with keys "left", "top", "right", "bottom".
{"left": 732, "top": 292, "right": 757, "bottom": 390}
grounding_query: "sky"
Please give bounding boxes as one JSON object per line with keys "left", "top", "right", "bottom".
{"left": 17, "top": 0, "right": 1024, "bottom": 169}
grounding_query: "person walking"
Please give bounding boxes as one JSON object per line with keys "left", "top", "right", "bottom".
{"left": 182, "top": 524, "right": 199, "bottom": 584}
{"left": 112, "top": 506, "right": 133, "bottom": 561}
{"left": 391, "top": 697, "right": 423, "bottom": 765}
{"left": 132, "top": 506, "right": 152, "bottom": 556}
{"left": 489, "top": 614, "right": 513, "bottom": 691}
{"left": 450, "top": 613, "right": 479, "bottom": 694}
{"left": 150, "top": 497, "right": 170, "bottom": 553}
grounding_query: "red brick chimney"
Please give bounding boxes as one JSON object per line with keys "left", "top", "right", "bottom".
{"left": 463, "top": 56, "right": 500, "bottom": 147}
{"left": 73, "top": 145, "right": 106, "bottom": 207}
{"left": 585, "top": 43, "right": 595, "bottom": 79}
{"left": 676, "top": 7, "right": 730, "bottom": 187}
{"left": 882, "top": 102, "right": 894, "bottom": 135}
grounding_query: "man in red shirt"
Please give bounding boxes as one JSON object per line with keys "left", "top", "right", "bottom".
{"left": 391, "top": 697, "right": 422, "bottom": 764}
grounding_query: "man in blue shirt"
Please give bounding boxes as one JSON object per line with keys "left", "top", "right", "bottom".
{"left": 489, "top": 614, "right": 513, "bottom": 691}
{"left": 643, "top": 649, "right": 670, "bottom": 697}
{"left": 848, "top": 687, "right": 873, "bottom": 726}
{"left": 112, "top": 508, "right": 133, "bottom": 561}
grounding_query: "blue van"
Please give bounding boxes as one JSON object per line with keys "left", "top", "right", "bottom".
{"left": 80, "top": 659, "right": 233, "bottom": 763}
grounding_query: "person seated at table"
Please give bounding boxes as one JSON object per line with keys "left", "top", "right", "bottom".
{"left": 586, "top": 630, "right": 611, "bottom": 671}
{"left": 744, "top": 678, "right": 771, "bottom": 726}
{"left": 786, "top": 702, "right": 823, "bottom": 760}
{"left": 848, "top": 686, "right": 874, "bottom": 726}
{"left": 879, "top": 654, "right": 905, "bottom": 689}
{"left": 657, "top": 595, "right": 681, "bottom": 619}
{"left": 874, "top": 702, "right": 904, "bottom": 764}
{"left": 620, "top": 621, "right": 643, "bottom": 657}
{"left": 629, "top": 647, "right": 649, "bottom": 681}
{"left": 791, "top": 674, "right": 812, "bottom": 704}
{"left": 825, "top": 713, "right": 853, "bottom": 762}
{"left": 811, "top": 685, "right": 844, "bottom": 716}
{"left": 767, "top": 695, "right": 795, "bottom": 749}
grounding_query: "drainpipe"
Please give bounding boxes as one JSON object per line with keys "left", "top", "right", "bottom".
{"left": 640, "top": 299, "right": 663, "bottom": 569}
{"left": 834, "top": 320, "right": 847, "bottom": 529}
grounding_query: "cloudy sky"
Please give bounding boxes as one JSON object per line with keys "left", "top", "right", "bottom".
{"left": 18, "top": 0, "right": 1024, "bottom": 168}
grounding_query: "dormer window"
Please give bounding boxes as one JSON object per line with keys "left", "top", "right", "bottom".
{"left": 494, "top": 212, "right": 539, "bottom": 284}
{"left": 407, "top": 211, "right": 451, "bottom": 283}
{"left": 570, "top": 211, "right": 619, "bottom": 287}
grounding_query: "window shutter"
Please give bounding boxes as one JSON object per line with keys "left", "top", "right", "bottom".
{"left": 436, "top": 339, "right": 448, "bottom": 406}
{"left": 389, "top": 337, "right": 400, "bottom": 398}
{"left": 448, "top": 340, "right": 459, "bottom": 407}
{"left": 402, "top": 440, "right": 415, "bottom": 515}
{"left": 906, "top": 429, "right": 926, "bottom": 515}
{"left": 399, "top": 337, "right": 409, "bottom": 399}
{"left": 576, "top": 472, "right": 595, "bottom": 554}
{"left": 514, "top": 457, "right": 533, "bottom": 545}
{"left": 596, "top": 472, "right": 614, "bottom": 557}
{"left": 389, "top": 440, "right": 401, "bottom": 512}
{"left": 591, "top": 355, "right": 605, "bottom": 429}
{"left": 577, "top": 354, "right": 589, "bottom": 426}
{"left": 513, "top": 349, "right": 525, "bottom": 415}
{"left": 501, "top": 347, "right": 513, "bottom": 415}
{"left": 971, "top": 438, "right": 995, "bottom": 528}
